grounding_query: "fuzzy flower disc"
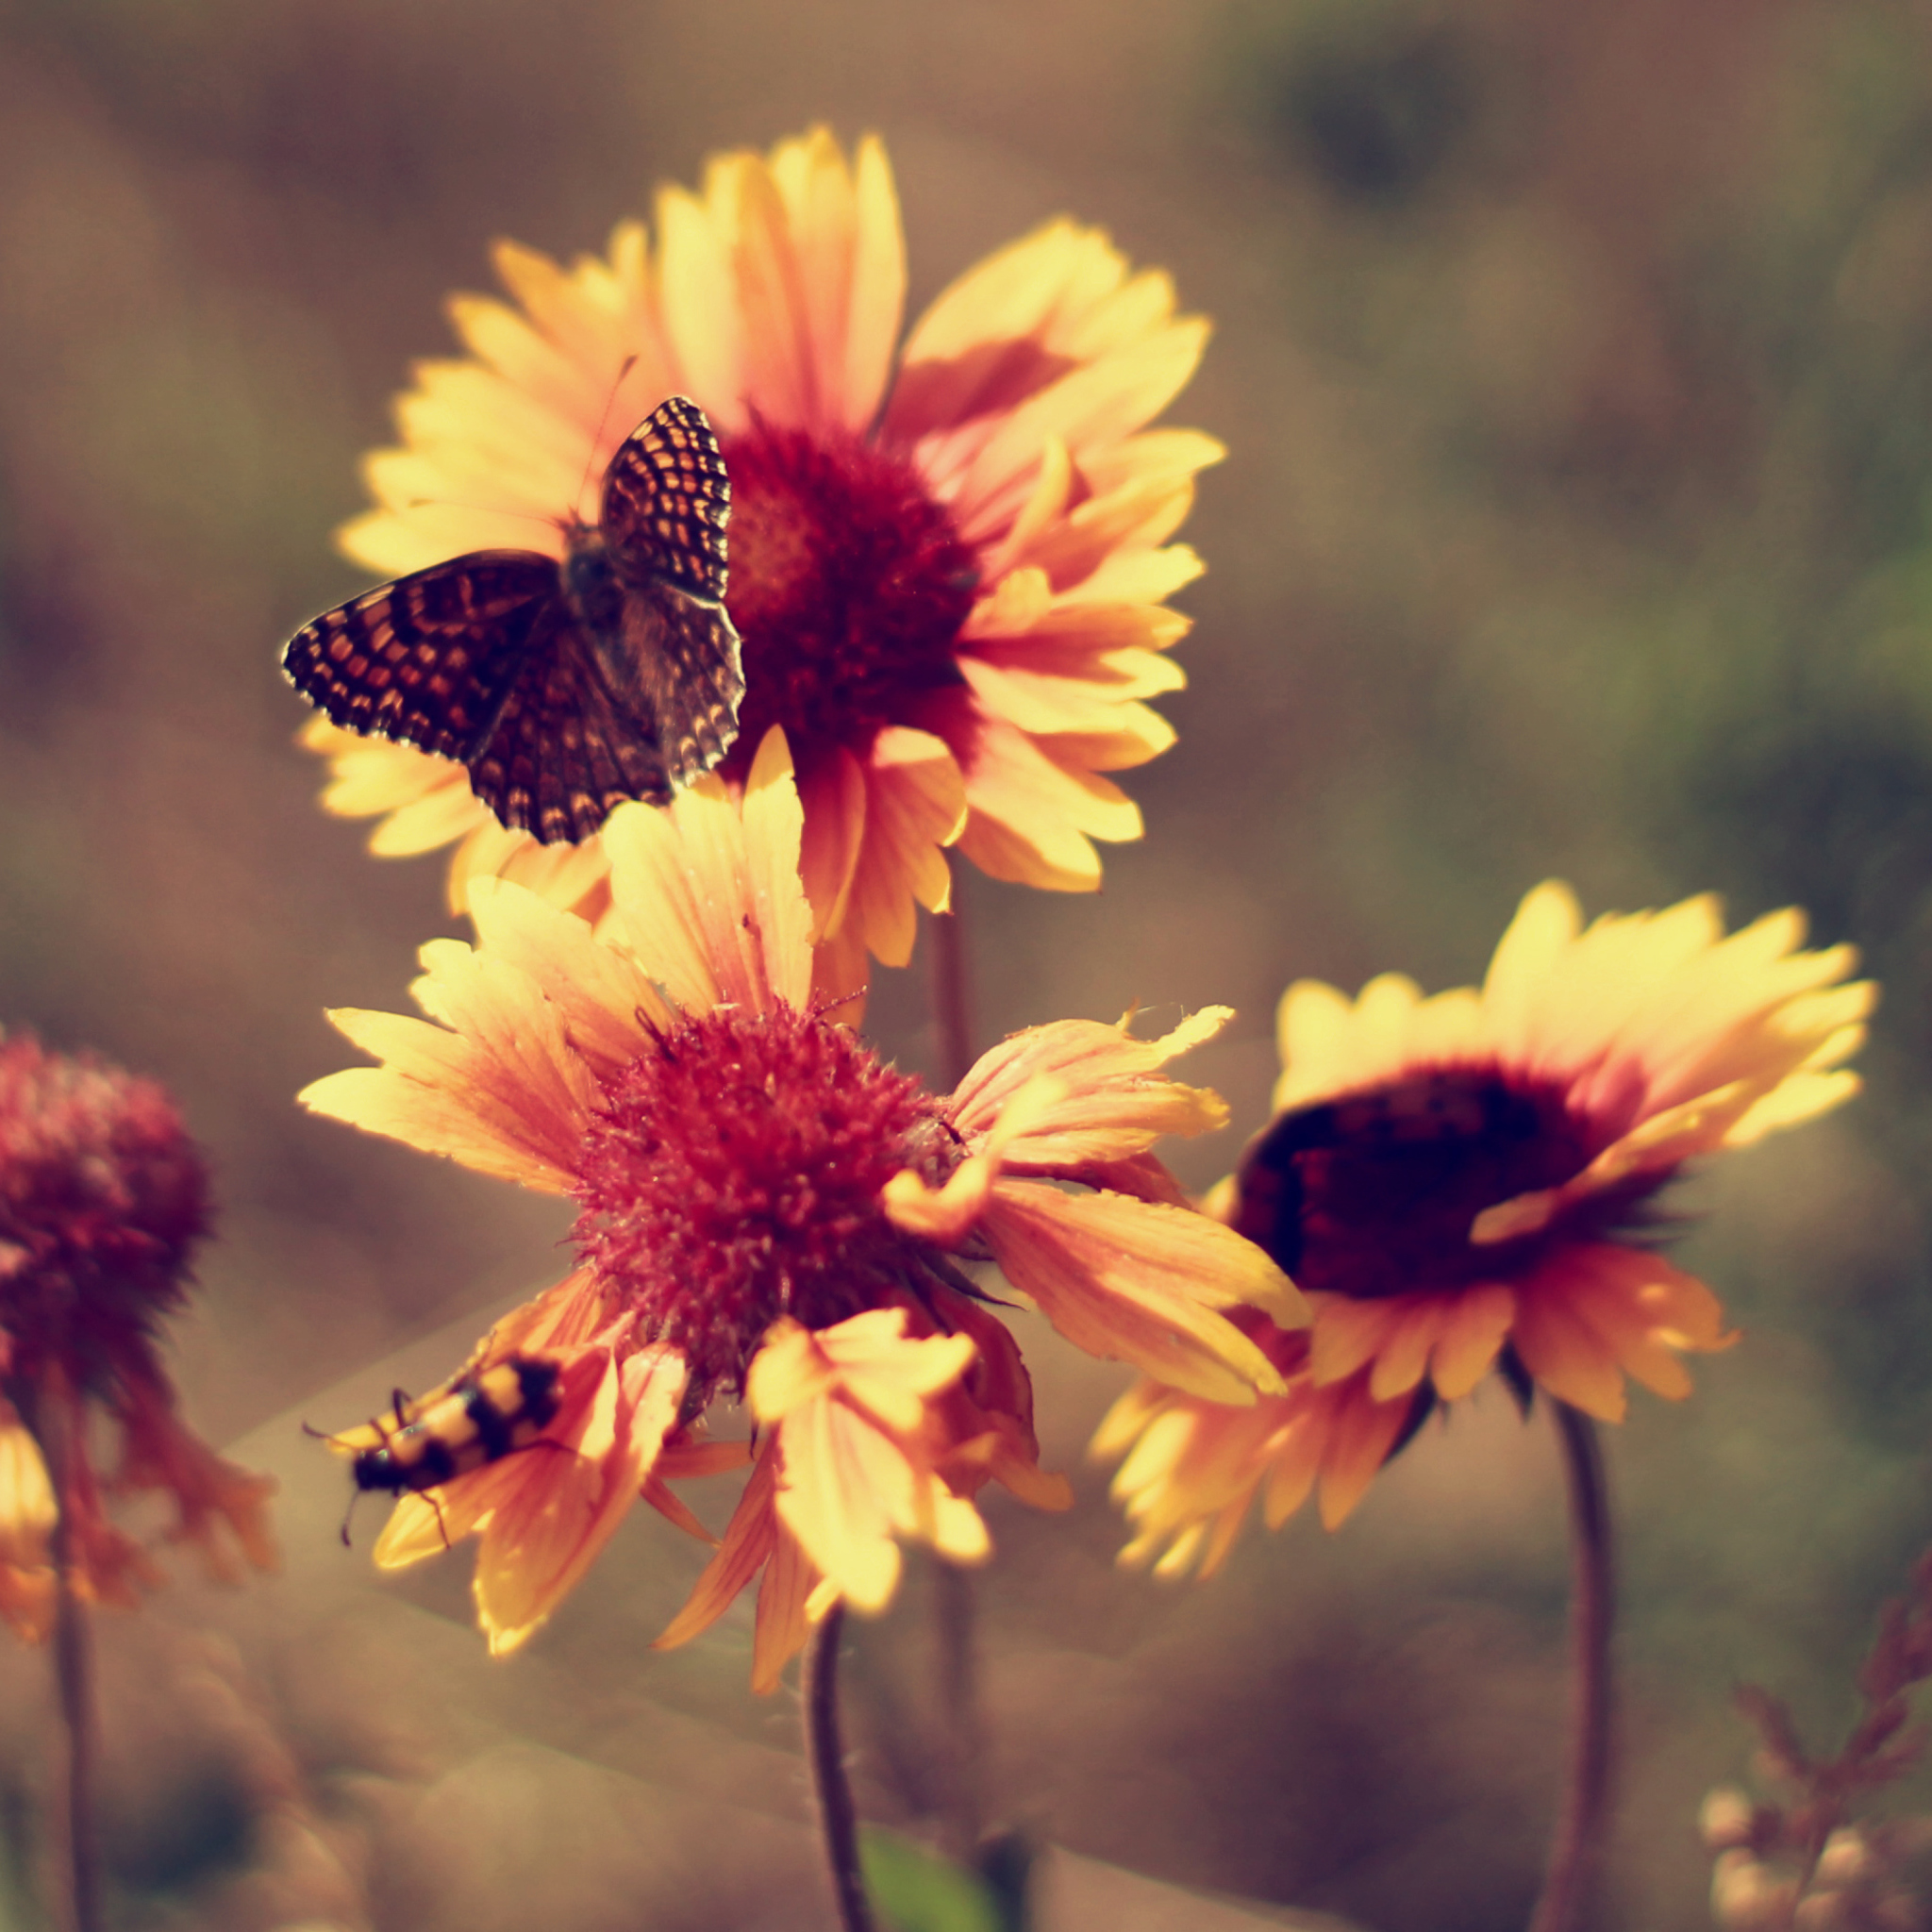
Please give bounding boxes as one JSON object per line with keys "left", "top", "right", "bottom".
{"left": 721, "top": 424, "right": 976, "bottom": 762}
{"left": 574, "top": 1004, "right": 954, "bottom": 1400}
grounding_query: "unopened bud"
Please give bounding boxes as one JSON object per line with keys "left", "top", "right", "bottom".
{"left": 1713, "top": 1848, "right": 1798, "bottom": 1930}
{"left": 1794, "top": 1888, "right": 1849, "bottom": 1931}
{"left": 1814, "top": 1827, "right": 1874, "bottom": 1889}
{"left": 1703, "top": 1788, "right": 1757, "bottom": 1851}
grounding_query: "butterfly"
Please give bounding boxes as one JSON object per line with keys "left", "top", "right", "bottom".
{"left": 284, "top": 394, "right": 744, "bottom": 844}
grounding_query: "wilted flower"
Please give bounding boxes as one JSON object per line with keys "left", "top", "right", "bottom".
{"left": 0, "top": 1032, "right": 275, "bottom": 1636}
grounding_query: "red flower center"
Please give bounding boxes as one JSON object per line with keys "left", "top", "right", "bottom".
{"left": 1233, "top": 1066, "right": 1653, "bottom": 1299}
{"left": 719, "top": 423, "right": 977, "bottom": 768}
{"left": 570, "top": 1005, "right": 956, "bottom": 1400}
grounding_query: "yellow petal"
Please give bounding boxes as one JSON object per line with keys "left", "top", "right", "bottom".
{"left": 657, "top": 1440, "right": 780, "bottom": 1655}
{"left": 841, "top": 730, "right": 967, "bottom": 969}
{"left": 475, "top": 1348, "right": 685, "bottom": 1655}
{"left": 985, "top": 1181, "right": 1302, "bottom": 1402}
{"left": 466, "top": 875, "right": 670, "bottom": 1068}
{"left": 948, "top": 1008, "right": 1230, "bottom": 1163}
{"left": 1428, "top": 1285, "right": 1517, "bottom": 1400}
{"left": 739, "top": 727, "right": 817, "bottom": 1008}
{"left": 883, "top": 1073, "right": 1066, "bottom": 1245}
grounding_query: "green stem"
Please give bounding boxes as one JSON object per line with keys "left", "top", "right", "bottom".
{"left": 807, "top": 1604, "right": 876, "bottom": 1932}
{"left": 1526, "top": 1401, "right": 1616, "bottom": 1932}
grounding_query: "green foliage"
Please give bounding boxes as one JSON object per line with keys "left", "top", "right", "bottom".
{"left": 859, "top": 1828, "right": 1009, "bottom": 1932}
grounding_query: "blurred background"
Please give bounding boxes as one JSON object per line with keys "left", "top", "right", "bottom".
{"left": 4, "top": 0, "right": 1932, "bottom": 1925}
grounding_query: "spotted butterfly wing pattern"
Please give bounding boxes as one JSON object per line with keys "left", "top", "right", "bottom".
{"left": 601, "top": 394, "right": 730, "bottom": 599}
{"left": 597, "top": 394, "right": 742, "bottom": 788}
{"left": 282, "top": 394, "right": 743, "bottom": 844}
{"left": 462, "top": 604, "right": 691, "bottom": 843}
{"left": 282, "top": 554, "right": 560, "bottom": 763}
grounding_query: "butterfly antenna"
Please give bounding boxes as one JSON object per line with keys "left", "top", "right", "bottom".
{"left": 575, "top": 352, "right": 641, "bottom": 512}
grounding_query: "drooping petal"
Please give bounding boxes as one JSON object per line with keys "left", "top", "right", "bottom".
{"left": 472, "top": 1346, "right": 686, "bottom": 1656}
{"left": 984, "top": 1181, "right": 1303, "bottom": 1403}
{"left": 748, "top": 1314, "right": 987, "bottom": 1613}
{"left": 657, "top": 1439, "right": 780, "bottom": 1656}
{"left": 837, "top": 731, "right": 966, "bottom": 970}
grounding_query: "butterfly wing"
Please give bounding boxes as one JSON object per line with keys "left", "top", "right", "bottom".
{"left": 467, "top": 608, "right": 675, "bottom": 841}
{"left": 287, "top": 397, "right": 743, "bottom": 844}
{"left": 283, "top": 553, "right": 561, "bottom": 761}
{"left": 596, "top": 394, "right": 745, "bottom": 788}
{"left": 606, "top": 577, "right": 745, "bottom": 790}
{"left": 600, "top": 395, "right": 731, "bottom": 598}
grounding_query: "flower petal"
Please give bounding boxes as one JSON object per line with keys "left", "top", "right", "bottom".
{"left": 841, "top": 729, "right": 966, "bottom": 969}
{"left": 465, "top": 876, "right": 672, "bottom": 1071}
{"left": 984, "top": 1180, "right": 1302, "bottom": 1402}
{"left": 303, "top": 945, "right": 593, "bottom": 1193}
{"left": 882, "top": 1073, "right": 1065, "bottom": 1245}
{"left": 948, "top": 1008, "right": 1231, "bottom": 1165}
{"left": 473, "top": 1347, "right": 686, "bottom": 1655}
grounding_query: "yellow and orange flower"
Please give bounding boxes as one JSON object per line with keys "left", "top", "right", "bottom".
{"left": 1094, "top": 881, "right": 1874, "bottom": 1577}
{"left": 302, "top": 125, "right": 1218, "bottom": 990}
{"left": 302, "top": 728, "right": 1298, "bottom": 1684}
{"left": 0, "top": 1033, "right": 277, "bottom": 1638}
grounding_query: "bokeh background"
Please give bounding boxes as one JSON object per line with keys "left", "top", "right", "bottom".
{"left": 4, "top": 0, "right": 1932, "bottom": 1926}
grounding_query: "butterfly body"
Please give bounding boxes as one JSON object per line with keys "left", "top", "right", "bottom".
{"left": 286, "top": 395, "right": 744, "bottom": 844}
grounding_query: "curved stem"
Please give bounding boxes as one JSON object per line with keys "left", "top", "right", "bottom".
{"left": 807, "top": 1604, "right": 876, "bottom": 1932}
{"left": 1526, "top": 1400, "right": 1616, "bottom": 1932}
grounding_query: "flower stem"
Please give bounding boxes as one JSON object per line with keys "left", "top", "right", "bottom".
{"left": 933, "top": 1559, "right": 986, "bottom": 1862}
{"left": 807, "top": 1603, "right": 877, "bottom": 1932}
{"left": 930, "top": 862, "right": 976, "bottom": 1090}
{"left": 1527, "top": 1400, "right": 1616, "bottom": 1932}
{"left": 928, "top": 856, "right": 990, "bottom": 1865}
{"left": 19, "top": 1380, "right": 100, "bottom": 1932}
